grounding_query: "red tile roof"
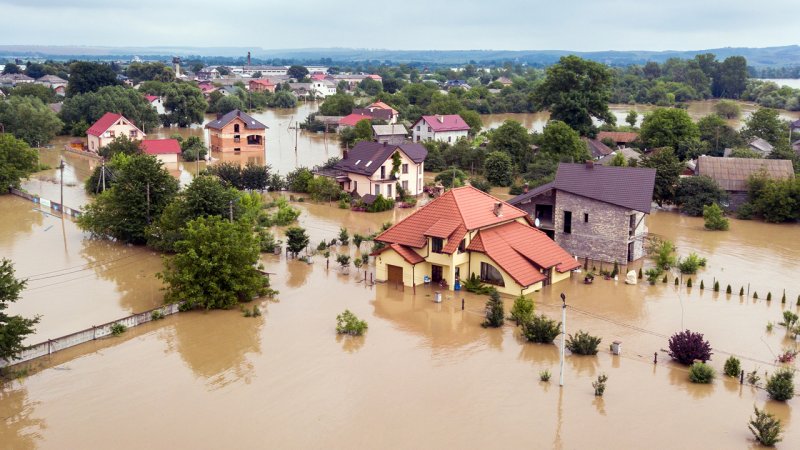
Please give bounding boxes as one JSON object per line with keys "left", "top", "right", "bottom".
{"left": 415, "top": 115, "right": 470, "bottom": 132}
{"left": 424, "top": 219, "right": 461, "bottom": 238}
{"left": 86, "top": 113, "right": 143, "bottom": 137}
{"left": 249, "top": 79, "right": 275, "bottom": 87}
{"left": 367, "top": 101, "right": 398, "bottom": 115}
{"left": 141, "top": 139, "right": 181, "bottom": 155}
{"left": 376, "top": 186, "right": 529, "bottom": 249}
{"left": 144, "top": 95, "right": 159, "bottom": 103}
{"left": 390, "top": 243, "right": 425, "bottom": 264}
{"left": 467, "top": 221, "right": 580, "bottom": 286}
{"left": 339, "top": 113, "right": 372, "bottom": 127}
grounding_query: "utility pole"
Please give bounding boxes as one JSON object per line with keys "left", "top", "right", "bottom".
{"left": 229, "top": 200, "right": 234, "bottom": 222}
{"left": 559, "top": 292, "right": 566, "bottom": 387}
{"left": 101, "top": 159, "right": 106, "bottom": 192}
{"left": 295, "top": 121, "right": 299, "bottom": 154}
{"left": 146, "top": 182, "right": 151, "bottom": 224}
{"left": 58, "top": 159, "right": 65, "bottom": 213}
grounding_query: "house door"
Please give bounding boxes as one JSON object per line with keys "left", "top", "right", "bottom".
{"left": 627, "top": 242, "right": 634, "bottom": 262}
{"left": 542, "top": 268, "right": 552, "bottom": 287}
{"left": 431, "top": 265, "right": 443, "bottom": 283}
{"left": 387, "top": 265, "right": 403, "bottom": 284}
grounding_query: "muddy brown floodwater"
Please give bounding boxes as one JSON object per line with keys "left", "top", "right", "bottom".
{"left": 2, "top": 186, "right": 800, "bottom": 448}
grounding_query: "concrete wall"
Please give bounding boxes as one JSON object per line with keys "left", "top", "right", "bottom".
{"left": 553, "top": 191, "right": 647, "bottom": 263}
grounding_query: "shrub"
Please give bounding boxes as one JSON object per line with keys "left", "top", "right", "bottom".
{"left": 353, "top": 234, "right": 364, "bottom": 249}
{"left": 150, "top": 310, "right": 165, "bottom": 321}
{"left": 747, "top": 369, "right": 761, "bottom": 387}
{"left": 463, "top": 273, "right": 495, "bottom": 295}
{"left": 610, "top": 261, "right": 619, "bottom": 278}
{"left": 674, "top": 277, "right": 679, "bottom": 285}
{"left": 703, "top": 203, "right": 729, "bottom": 230}
{"left": 714, "top": 281, "right": 719, "bottom": 292}
{"left": 749, "top": 406, "right": 783, "bottom": 447}
{"left": 638, "top": 268, "right": 643, "bottom": 279}
{"left": 700, "top": 280, "right": 705, "bottom": 290}
{"left": 468, "top": 177, "right": 492, "bottom": 193}
{"left": 766, "top": 292, "right": 772, "bottom": 302}
{"left": 739, "top": 286, "right": 744, "bottom": 296}
{"left": 593, "top": 373, "right": 608, "bottom": 396}
{"left": 338, "top": 227, "right": 350, "bottom": 245}
{"left": 566, "top": 330, "right": 602, "bottom": 355}
{"left": 521, "top": 314, "right": 561, "bottom": 344}
{"left": 668, "top": 330, "right": 712, "bottom": 365}
{"left": 662, "top": 274, "right": 668, "bottom": 283}
{"left": 482, "top": 290, "right": 505, "bottom": 328}
{"left": 726, "top": 285, "right": 732, "bottom": 294}
{"left": 753, "top": 292, "right": 759, "bottom": 299}
{"left": 723, "top": 356, "right": 741, "bottom": 377}
{"left": 653, "top": 239, "right": 676, "bottom": 270}
{"left": 110, "top": 323, "right": 127, "bottom": 336}
{"left": 782, "top": 311, "right": 799, "bottom": 328}
{"left": 336, "top": 254, "right": 351, "bottom": 270}
{"left": 678, "top": 253, "right": 707, "bottom": 274}
{"left": 510, "top": 295, "right": 534, "bottom": 325}
{"left": 336, "top": 309, "right": 368, "bottom": 336}
{"left": 645, "top": 268, "right": 662, "bottom": 285}
{"left": 781, "top": 292, "right": 786, "bottom": 304}
{"left": 365, "top": 194, "right": 395, "bottom": 212}
{"left": 258, "top": 229, "right": 279, "bottom": 253}
{"left": 687, "top": 278, "right": 693, "bottom": 288}
{"left": 688, "top": 362, "right": 715, "bottom": 383}
{"left": 765, "top": 367, "right": 795, "bottom": 401}
{"left": 539, "top": 370, "right": 551, "bottom": 382}
{"left": 316, "top": 240, "right": 328, "bottom": 251}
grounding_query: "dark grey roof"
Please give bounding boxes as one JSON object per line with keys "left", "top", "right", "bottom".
{"left": 352, "top": 108, "right": 393, "bottom": 121}
{"left": 509, "top": 163, "right": 656, "bottom": 214}
{"left": 205, "top": 109, "right": 267, "bottom": 131}
{"left": 583, "top": 137, "right": 613, "bottom": 159}
{"left": 334, "top": 141, "right": 427, "bottom": 176}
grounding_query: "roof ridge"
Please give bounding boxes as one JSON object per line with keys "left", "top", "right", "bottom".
{"left": 375, "top": 190, "right": 459, "bottom": 242}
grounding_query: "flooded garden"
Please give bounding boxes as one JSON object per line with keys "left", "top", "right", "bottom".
{"left": 2, "top": 100, "right": 800, "bottom": 448}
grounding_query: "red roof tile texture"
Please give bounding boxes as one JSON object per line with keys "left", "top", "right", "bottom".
{"left": 339, "top": 113, "right": 372, "bottom": 127}
{"left": 86, "top": 112, "right": 124, "bottom": 136}
{"left": 141, "top": 139, "right": 181, "bottom": 155}
{"left": 417, "top": 115, "right": 470, "bottom": 132}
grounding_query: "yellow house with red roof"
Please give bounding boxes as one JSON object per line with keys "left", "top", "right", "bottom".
{"left": 373, "top": 186, "right": 579, "bottom": 296}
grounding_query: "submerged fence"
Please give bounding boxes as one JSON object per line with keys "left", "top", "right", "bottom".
{"left": 8, "top": 187, "right": 83, "bottom": 219}
{"left": 0, "top": 303, "right": 183, "bottom": 369}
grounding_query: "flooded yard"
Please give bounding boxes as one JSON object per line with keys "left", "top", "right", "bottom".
{"left": 1, "top": 188, "right": 799, "bottom": 448}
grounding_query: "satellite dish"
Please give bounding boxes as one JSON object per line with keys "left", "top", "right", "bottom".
{"left": 534, "top": 218, "right": 541, "bottom": 228}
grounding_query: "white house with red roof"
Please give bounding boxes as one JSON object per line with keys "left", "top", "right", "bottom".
{"left": 141, "top": 139, "right": 181, "bottom": 164}
{"left": 411, "top": 114, "right": 470, "bottom": 143}
{"left": 373, "top": 186, "right": 579, "bottom": 295}
{"left": 86, "top": 112, "right": 145, "bottom": 152}
{"left": 144, "top": 94, "right": 166, "bottom": 115}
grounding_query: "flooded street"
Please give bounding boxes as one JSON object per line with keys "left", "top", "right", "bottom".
{"left": 2, "top": 99, "right": 800, "bottom": 448}
{"left": 2, "top": 189, "right": 800, "bottom": 447}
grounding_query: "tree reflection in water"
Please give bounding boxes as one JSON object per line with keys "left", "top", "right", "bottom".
{"left": 0, "top": 385, "right": 46, "bottom": 450}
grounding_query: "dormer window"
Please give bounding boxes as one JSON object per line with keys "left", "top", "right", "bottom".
{"left": 365, "top": 161, "right": 372, "bottom": 167}
{"left": 355, "top": 159, "right": 361, "bottom": 165}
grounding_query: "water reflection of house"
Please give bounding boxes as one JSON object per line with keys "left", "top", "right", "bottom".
{"left": 319, "top": 141, "right": 427, "bottom": 198}
{"left": 374, "top": 186, "right": 580, "bottom": 296}
{"left": 205, "top": 109, "right": 267, "bottom": 153}
{"left": 509, "top": 162, "right": 656, "bottom": 264}
{"left": 86, "top": 112, "right": 145, "bottom": 152}
{"left": 695, "top": 155, "right": 795, "bottom": 211}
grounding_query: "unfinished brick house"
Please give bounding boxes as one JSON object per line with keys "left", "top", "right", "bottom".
{"left": 509, "top": 162, "right": 656, "bottom": 263}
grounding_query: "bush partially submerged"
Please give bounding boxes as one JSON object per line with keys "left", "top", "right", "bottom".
{"left": 566, "top": 330, "right": 601, "bottom": 355}
{"left": 723, "top": 356, "right": 741, "bottom": 378}
{"left": 677, "top": 252, "right": 707, "bottom": 274}
{"left": 509, "top": 295, "right": 534, "bottom": 325}
{"left": 521, "top": 314, "right": 561, "bottom": 344}
{"left": 688, "top": 362, "right": 715, "bottom": 383}
{"left": 482, "top": 290, "right": 505, "bottom": 328}
{"left": 668, "top": 330, "right": 712, "bottom": 365}
{"left": 766, "top": 367, "right": 795, "bottom": 401}
{"left": 749, "top": 406, "right": 783, "bottom": 447}
{"left": 336, "top": 310, "right": 368, "bottom": 336}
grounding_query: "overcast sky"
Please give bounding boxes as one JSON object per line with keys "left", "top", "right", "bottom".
{"left": 1, "top": 0, "right": 796, "bottom": 51}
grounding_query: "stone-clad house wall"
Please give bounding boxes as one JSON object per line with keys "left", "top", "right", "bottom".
{"left": 553, "top": 191, "right": 646, "bottom": 263}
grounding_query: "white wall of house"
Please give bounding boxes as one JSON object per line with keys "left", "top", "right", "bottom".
{"left": 88, "top": 120, "right": 144, "bottom": 151}
{"left": 150, "top": 98, "right": 166, "bottom": 115}
{"left": 411, "top": 119, "right": 468, "bottom": 143}
{"left": 312, "top": 81, "right": 337, "bottom": 98}
{"left": 343, "top": 151, "right": 425, "bottom": 198}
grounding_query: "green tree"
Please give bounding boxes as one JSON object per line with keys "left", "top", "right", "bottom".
{"left": 434, "top": 168, "right": 467, "bottom": 188}
{"left": 78, "top": 154, "right": 179, "bottom": 244}
{"left": 269, "top": 90, "right": 297, "bottom": 108}
{"left": 609, "top": 152, "right": 627, "bottom": 166}
{"left": 9, "top": 83, "right": 57, "bottom": 104}
{"left": 60, "top": 85, "right": 160, "bottom": 134}
{"left": 307, "top": 176, "right": 342, "bottom": 201}
{"left": 319, "top": 93, "right": 355, "bottom": 116}
{"left": 697, "top": 114, "right": 741, "bottom": 156}
{"left": 639, "top": 108, "right": 701, "bottom": 160}
{"left": 66, "top": 61, "right": 119, "bottom": 96}
{"left": 286, "top": 167, "right": 314, "bottom": 193}
{"left": 159, "top": 216, "right": 270, "bottom": 310}
{"left": 2, "top": 63, "right": 21, "bottom": 74}
{"left": 728, "top": 147, "right": 762, "bottom": 159}
{"left": 98, "top": 134, "right": 143, "bottom": 159}
{"left": 538, "top": 120, "right": 590, "bottom": 163}
{"left": 0, "top": 134, "right": 39, "bottom": 190}
{"left": 353, "top": 119, "right": 373, "bottom": 142}
{"left": 163, "top": 83, "right": 207, "bottom": 127}
{"left": 482, "top": 290, "right": 505, "bottom": 328}
{"left": 640, "top": 148, "right": 683, "bottom": 206}
{"left": 180, "top": 136, "right": 207, "bottom": 162}
{"left": 740, "top": 108, "right": 788, "bottom": 149}
{"left": 483, "top": 151, "right": 514, "bottom": 186}
{"left": 487, "top": 120, "right": 533, "bottom": 169}
{"left": 459, "top": 109, "right": 482, "bottom": 135}
{"left": 287, "top": 65, "right": 310, "bottom": 80}
{"left": 713, "top": 56, "right": 748, "bottom": 99}
{"left": 0, "top": 259, "right": 40, "bottom": 364}
{"left": 703, "top": 203, "right": 729, "bottom": 231}
{"left": 359, "top": 78, "right": 382, "bottom": 96}
{"left": 146, "top": 175, "right": 242, "bottom": 252}
{"left": 211, "top": 95, "right": 244, "bottom": 115}
{"left": 85, "top": 152, "right": 131, "bottom": 194}
{"left": 625, "top": 110, "right": 638, "bottom": 127}
{"left": 0, "top": 96, "right": 63, "bottom": 146}
{"left": 675, "top": 175, "right": 728, "bottom": 216}
{"left": 533, "top": 55, "right": 615, "bottom": 135}
{"left": 285, "top": 226, "right": 310, "bottom": 257}
{"left": 713, "top": 100, "right": 741, "bottom": 119}
{"left": 125, "top": 62, "right": 174, "bottom": 83}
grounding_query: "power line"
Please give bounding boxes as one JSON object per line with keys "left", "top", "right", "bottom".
{"left": 23, "top": 253, "right": 140, "bottom": 281}
{"left": 23, "top": 256, "right": 151, "bottom": 292}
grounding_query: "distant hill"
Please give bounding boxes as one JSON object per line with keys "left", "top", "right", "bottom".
{"left": 1, "top": 45, "right": 799, "bottom": 67}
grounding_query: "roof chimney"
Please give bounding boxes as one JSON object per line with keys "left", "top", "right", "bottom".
{"left": 523, "top": 182, "right": 529, "bottom": 193}
{"left": 493, "top": 202, "right": 503, "bottom": 217}
{"left": 438, "top": 115, "right": 444, "bottom": 123}
{"left": 383, "top": 141, "right": 387, "bottom": 147}
{"left": 343, "top": 150, "right": 348, "bottom": 159}
{"left": 585, "top": 160, "right": 594, "bottom": 169}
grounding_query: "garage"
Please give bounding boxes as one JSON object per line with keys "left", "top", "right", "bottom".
{"left": 387, "top": 265, "right": 403, "bottom": 284}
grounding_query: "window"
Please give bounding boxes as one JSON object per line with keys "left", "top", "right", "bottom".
{"left": 584, "top": 213, "right": 589, "bottom": 223}
{"left": 402, "top": 163, "right": 408, "bottom": 174}
{"left": 109, "top": 131, "right": 115, "bottom": 138}
{"left": 234, "top": 135, "right": 241, "bottom": 143}
{"left": 402, "top": 180, "right": 408, "bottom": 191}
{"left": 130, "top": 130, "right": 137, "bottom": 138}
{"left": 234, "top": 147, "right": 241, "bottom": 153}
{"left": 353, "top": 180, "right": 357, "bottom": 191}
{"left": 416, "top": 125, "right": 420, "bottom": 131}
{"left": 380, "top": 166, "right": 385, "bottom": 179}
{"left": 247, "top": 135, "right": 261, "bottom": 145}
{"left": 375, "top": 184, "right": 380, "bottom": 196}
{"left": 563, "top": 211, "right": 572, "bottom": 234}
{"left": 457, "top": 239, "right": 465, "bottom": 253}
{"left": 387, "top": 183, "right": 392, "bottom": 198}
{"left": 480, "top": 262, "right": 505, "bottom": 286}
{"left": 234, "top": 124, "right": 240, "bottom": 133}
{"left": 431, "top": 237, "right": 443, "bottom": 253}
{"left": 428, "top": 126, "right": 432, "bottom": 132}
{"left": 448, "top": 136, "right": 452, "bottom": 143}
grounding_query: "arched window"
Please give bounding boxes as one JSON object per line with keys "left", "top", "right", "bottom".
{"left": 480, "top": 262, "right": 505, "bottom": 286}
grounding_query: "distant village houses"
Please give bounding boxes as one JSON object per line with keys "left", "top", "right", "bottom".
{"left": 694, "top": 155, "right": 795, "bottom": 211}
{"left": 86, "top": 113, "right": 145, "bottom": 151}
{"left": 411, "top": 114, "right": 470, "bottom": 143}
{"left": 372, "top": 124, "right": 408, "bottom": 145}
{"left": 141, "top": 139, "right": 181, "bottom": 164}
{"left": 204, "top": 109, "right": 267, "bottom": 153}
